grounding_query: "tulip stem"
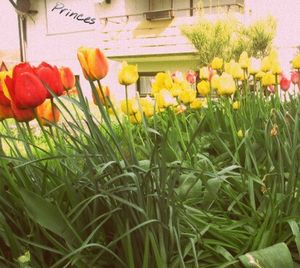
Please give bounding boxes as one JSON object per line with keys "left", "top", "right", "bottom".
{"left": 125, "top": 85, "right": 129, "bottom": 116}
{"left": 25, "top": 122, "right": 34, "bottom": 143}
{"left": 96, "top": 80, "right": 108, "bottom": 108}
{"left": 32, "top": 108, "right": 54, "bottom": 153}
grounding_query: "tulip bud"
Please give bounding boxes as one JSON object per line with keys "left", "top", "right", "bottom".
{"left": 291, "top": 71, "right": 299, "bottom": 85}
{"left": 280, "top": 76, "right": 291, "bottom": 92}
{"left": 292, "top": 54, "right": 300, "bottom": 69}
{"left": 197, "top": 80, "right": 210, "bottom": 96}
{"left": 60, "top": 67, "right": 75, "bottom": 91}
{"left": 118, "top": 61, "right": 139, "bottom": 86}
{"left": 232, "top": 101, "right": 240, "bottom": 110}
{"left": 179, "top": 88, "right": 196, "bottom": 104}
{"left": 190, "top": 98, "right": 207, "bottom": 109}
{"left": 262, "top": 72, "right": 275, "bottom": 87}
{"left": 35, "top": 62, "right": 64, "bottom": 98}
{"left": 239, "top": 51, "right": 249, "bottom": 69}
{"left": 211, "top": 57, "right": 223, "bottom": 70}
{"left": 36, "top": 99, "right": 60, "bottom": 126}
{"left": 77, "top": 47, "right": 109, "bottom": 81}
{"left": 186, "top": 70, "right": 197, "bottom": 84}
{"left": 217, "top": 73, "right": 236, "bottom": 96}
{"left": 6, "top": 63, "right": 47, "bottom": 109}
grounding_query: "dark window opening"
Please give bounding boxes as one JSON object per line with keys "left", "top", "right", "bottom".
{"left": 137, "top": 72, "right": 158, "bottom": 97}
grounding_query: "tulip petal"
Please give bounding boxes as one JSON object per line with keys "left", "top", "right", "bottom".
{"left": 14, "top": 72, "right": 47, "bottom": 109}
{"left": 35, "top": 64, "right": 64, "bottom": 97}
{"left": 87, "top": 48, "right": 108, "bottom": 80}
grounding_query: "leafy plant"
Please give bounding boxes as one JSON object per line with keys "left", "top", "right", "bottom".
{"left": 182, "top": 16, "right": 276, "bottom": 66}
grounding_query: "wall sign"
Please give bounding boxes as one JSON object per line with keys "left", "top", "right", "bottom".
{"left": 45, "top": 0, "right": 97, "bottom": 35}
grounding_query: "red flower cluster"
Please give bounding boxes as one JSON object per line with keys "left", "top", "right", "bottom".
{"left": 0, "top": 61, "right": 75, "bottom": 123}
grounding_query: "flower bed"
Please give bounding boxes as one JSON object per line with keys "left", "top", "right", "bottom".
{"left": 0, "top": 48, "right": 300, "bottom": 267}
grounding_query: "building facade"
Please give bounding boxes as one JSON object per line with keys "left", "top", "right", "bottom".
{"left": 5, "top": 0, "right": 300, "bottom": 99}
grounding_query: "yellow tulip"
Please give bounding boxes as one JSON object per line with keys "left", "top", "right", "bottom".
{"left": 140, "top": 96, "right": 154, "bottom": 117}
{"left": 271, "top": 60, "right": 282, "bottom": 75}
{"left": 211, "top": 74, "right": 220, "bottom": 90}
{"left": 199, "top": 67, "right": 210, "bottom": 80}
{"left": 130, "top": 111, "right": 142, "bottom": 124}
{"left": 255, "top": 71, "right": 265, "bottom": 80}
{"left": 190, "top": 98, "right": 207, "bottom": 109}
{"left": 151, "top": 72, "right": 173, "bottom": 94}
{"left": 292, "top": 53, "right": 300, "bottom": 69}
{"left": 0, "top": 70, "right": 13, "bottom": 99}
{"left": 217, "top": 73, "right": 236, "bottom": 96}
{"left": 261, "top": 72, "right": 275, "bottom": 86}
{"left": 224, "top": 60, "right": 236, "bottom": 74}
{"left": 211, "top": 57, "right": 223, "bottom": 70}
{"left": 231, "top": 62, "right": 244, "bottom": 80}
{"left": 179, "top": 88, "right": 196, "bottom": 104}
{"left": 155, "top": 89, "right": 177, "bottom": 109}
{"left": 232, "top": 101, "right": 240, "bottom": 110}
{"left": 170, "top": 82, "right": 182, "bottom": 97}
{"left": 261, "top": 56, "right": 271, "bottom": 72}
{"left": 77, "top": 46, "right": 108, "bottom": 81}
{"left": 118, "top": 61, "right": 139, "bottom": 86}
{"left": 120, "top": 99, "right": 139, "bottom": 115}
{"left": 197, "top": 80, "right": 210, "bottom": 96}
{"left": 239, "top": 51, "right": 249, "bottom": 69}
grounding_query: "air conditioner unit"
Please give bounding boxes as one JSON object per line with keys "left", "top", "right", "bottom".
{"left": 145, "top": 9, "right": 174, "bottom": 21}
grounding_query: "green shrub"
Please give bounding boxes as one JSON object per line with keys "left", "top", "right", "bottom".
{"left": 182, "top": 16, "right": 276, "bottom": 66}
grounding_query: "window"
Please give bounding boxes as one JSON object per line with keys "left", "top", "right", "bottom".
{"left": 137, "top": 72, "right": 157, "bottom": 97}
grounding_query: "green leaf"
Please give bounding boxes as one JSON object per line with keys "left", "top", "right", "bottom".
{"left": 19, "top": 188, "right": 77, "bottom": 245}
{"left": 239, "top": 243, "right": 293, "bottom": 268}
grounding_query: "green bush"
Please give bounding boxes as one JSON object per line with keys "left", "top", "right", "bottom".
{"left": 182, "top": 16, "right": 276, "bottom": 66}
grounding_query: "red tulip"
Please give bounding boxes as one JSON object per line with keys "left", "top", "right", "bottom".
{"left": 0, "top": 83, "right": 11, "bottom": 106}
{"left": 11, "top": 101, "right": 35, "bottom": 122}
{"left": 280, "top": 76, "right": 291, "bottom": 92}
{"left": 0, "top": 104, "right": 13, "bottom": 120}
{"left": 5, "top": 63, "right": 47, "bottom": 109}
{"left": 291, "top": 71, "right": 299, "bottom": 85}
{"left": 34, "top": 62, "right": 64, "bottom": 98}
{"left": 59, "top": 66, "right": 75, "bottom": 91}
{"left": 186, "top": 70, "right": 197, "bottom": 84}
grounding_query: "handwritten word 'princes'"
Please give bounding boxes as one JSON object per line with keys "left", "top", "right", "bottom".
{"left": 51, "top": 2, "right": 96, "bottom": 25}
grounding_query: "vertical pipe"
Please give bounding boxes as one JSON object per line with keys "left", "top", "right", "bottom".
{"left": 19, "top": 16, "right": 26, "bottom": 62}
{"left": 190, "top": 0, "right": 193, "bottom": 16}
{"left": 17, "top": 15, "right": 24, "bottom": 62}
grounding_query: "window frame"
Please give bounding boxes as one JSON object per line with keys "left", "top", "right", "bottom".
{"left": 137, "top": 72, "right": 160, "bottom": 97}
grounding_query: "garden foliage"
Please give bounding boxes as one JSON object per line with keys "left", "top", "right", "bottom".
{"left": 0, "top": 48, "right": 299, "bottom": 268}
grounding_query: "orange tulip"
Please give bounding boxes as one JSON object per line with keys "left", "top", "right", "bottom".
{"left": 77, "top": 47, "right": 109, "bottom": 81}
{"left": 36, "top": 99, "right": 60, "bottom": 126}
{"left": 60, "top": 66, "right": 76, "bottom": 91}
{"left": 92, "top": 85, "right": 110, "bottom": 105}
